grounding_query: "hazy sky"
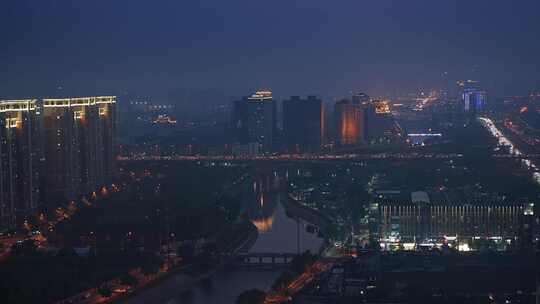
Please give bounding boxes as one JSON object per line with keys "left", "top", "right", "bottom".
{"left": 2, "top": 0, "right": 539, "bottom": 101}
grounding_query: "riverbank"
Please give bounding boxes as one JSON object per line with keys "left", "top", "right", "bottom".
{"left": 282, "top": 195, "right": 332, "bottom": 234}
{"left": 117, "top": 175, "right": 330, "bottom": 304}
{"left": 117, "top": 264, "right": 218, "bottom": 304}
{"left": 115, "top": 221, "right": 258, "bottom": 304}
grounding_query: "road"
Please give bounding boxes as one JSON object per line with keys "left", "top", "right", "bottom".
{"left": 119, "top": 152, "right": 540, "bottom": 162}
{"left": 264, "top": 259, "right": 334, "bottom": 304}
{"left": 479, "top": 117, "right": 540, "bottom": 186}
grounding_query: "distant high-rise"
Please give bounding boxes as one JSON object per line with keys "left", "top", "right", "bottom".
{"left": 530, "top": 91, "right": 540, "bottom": 103}
{"left": 232, "top": 91, "right": 276, "bottom": 152}
{"left": 334, "top": 99, "right": 365, "bottom": 145}
{"left": 0, "top": 100, "right": 41, "bottom": 230}
{"left": 42, "top": 96, "right": 116, "bottom": 203}
{"left": 283, "top": 96, "right": 324, "bottom": 153}
{"left": 366, "top": 100, "right": 399, "bottom": 143}
{"left": 352, "top": 92, "right": 370, "bottom": 105}
{"left": 457, "top": 80, "right": 486, "bottom": 113}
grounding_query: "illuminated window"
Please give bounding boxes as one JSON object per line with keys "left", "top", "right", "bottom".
{"left": 5, "top": 118, "right": 19, "bottom": 128}
{"left": 74, "top": 110, "right": 84, "bottom": 120}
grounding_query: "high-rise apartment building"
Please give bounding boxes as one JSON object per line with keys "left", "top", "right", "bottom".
{"left": 283, "top": 96, "right": 324, "bottom": 153}
{"left": 0, "top": 100, "right": 42, "bottom": 230}
{"left": 334, "top": 96, "right": 367, "bottom": 146}
{"left": 0, "top": 96, "right": 116, "bottom": 231}
{"left": 334, "top": 93, "right": 400, "bottom": 146}
{"left": 96, "top": 97, "right": 117, "bottom": 187}
{"left": 335, "top": 100, "right": 363, "bottom": 146}
{"left": 42, "top": 96, "right": 116, "bottom": 203}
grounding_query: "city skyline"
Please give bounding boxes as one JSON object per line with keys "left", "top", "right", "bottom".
{"left": 1, "top": 2, "right": 539, "bottom": 304}
{"left": 2, "top": 1, "right": 540, "bottom": 102}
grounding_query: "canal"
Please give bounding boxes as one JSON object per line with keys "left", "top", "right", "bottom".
{"left": 125, "top": 173, "right": 324, "bottom": 304}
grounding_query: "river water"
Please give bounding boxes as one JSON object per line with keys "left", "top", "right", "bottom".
{"left": 126, "top": 174, "right": 324, "bottom": 304}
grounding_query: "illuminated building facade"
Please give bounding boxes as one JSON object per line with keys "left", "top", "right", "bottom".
{"left": 365, "top": 100, "right": 400, "bottom": 144}
{"left": 0, "top": 100, "right": 42, "bottom": 230}
{"left": 334, "top": 99, "right": 365, "bottom": 145}
{"left": 283, "top": 96, "right": 324, "bottom": 153}
{"left": 464, "top": 90, "right": 487, "bottom": 113}
{"left": 373, "top": 100, "right": 391, "bottom": 114}
{"left": 42, "top": 96, "right": 116, "bottom": 203}
{"left": 232, "top": 91, "right": 276, "bottom": 152}
{"left": 378, "top": 194, "right": 531, "bottom": 250}
{"left": 334, "top": 93, "right": 391, "bottom": 146}
{"left": 458, "top": 80, "right": 487, "bottom": 113}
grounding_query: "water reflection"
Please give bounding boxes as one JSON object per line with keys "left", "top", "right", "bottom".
{"left": 247, "top": 176, "right": 324, "bottom": 254}
{"left": 252, "top": 215, "right": 275, "bottom": 233}
{"left": 249, "top": 193, "right": 323, "bottom": 254}
{"left": 128, "top": 173, "right": 324, "bottom": 304}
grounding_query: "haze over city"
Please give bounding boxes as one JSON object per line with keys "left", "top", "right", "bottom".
{"left": 2, "top": 0, "right": 540, "bottom": 101}
{"left": 1, "top": 1, "right": 539, "bottom": 304}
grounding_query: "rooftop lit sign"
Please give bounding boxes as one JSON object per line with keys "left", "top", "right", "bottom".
{"left": 248, "top": 90, "right": 273, "bottom": 100}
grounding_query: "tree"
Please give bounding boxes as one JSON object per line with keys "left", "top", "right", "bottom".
{"left": 325, "top": 223, "right": 340, "bottom": 241}
{"left": 272, "top": 271, "right": 295, "bottom": 291}
{"left": 97, "top": 285, "right": 112, "bottom": 298}
{"left": 236, "top": 289, "right": 266, "bottom": 304}
{"left": 177, "top": 243, "right": 195, "bottom": 262}
{"left": 120, "top": 273, "right": 138, "bottom": 287}
{"left": 11, "top": 239, "right": 38, "bottom": 256}
{"left": 290, "top": 251, "right": 316, "bottom": 274}
{"left": 141, "top": 261, "right": 160, "bottom": 277}
{"left": 345, "top": 185, "right": 369, "bottom": 222}
{"left": 368, "top": 237, "right": 380, "bottom": 251}
{"left": 141, "top": 254, "right": 163, "bottom": 277}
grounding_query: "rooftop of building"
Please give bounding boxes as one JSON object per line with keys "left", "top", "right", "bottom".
{"left": 247, "top": 90, "right": 273, "bottom": 101}
{"left": 0, "top": 97, "right": 116, "bottom": 114}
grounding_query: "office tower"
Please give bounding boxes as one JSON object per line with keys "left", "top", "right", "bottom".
{"left": 457, "top": 80, "right": 487, "bottom": 113}
{"left": 282, "top": 96, "right": 324, "bottom": 153}
{"left": 0, "top": 100, "right": 41, "bottom": 230}
{"left": 232, "top": 91, "right": 276, "bottom": 152}
{"left": 42, "top": 96, "right": 116, "bottom": 203}
{"left": 334, "top": 99, "right": 365, "bottom": 146}
{"left": 463, "top": 90, "right": 487, "bottom": 113}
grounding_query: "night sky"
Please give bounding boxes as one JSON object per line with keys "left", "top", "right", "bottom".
{"left": 2, "top": 0, "right": 540, "bottom": 102}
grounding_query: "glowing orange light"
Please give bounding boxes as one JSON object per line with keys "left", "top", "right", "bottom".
{"left": 252, "top": 216, "right": 274, "bottom": 232}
